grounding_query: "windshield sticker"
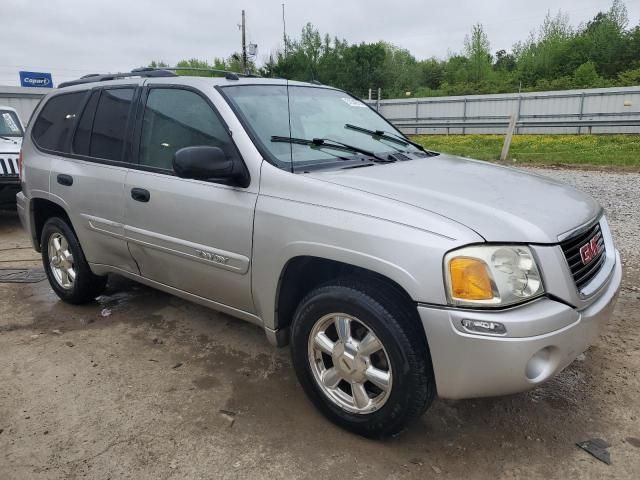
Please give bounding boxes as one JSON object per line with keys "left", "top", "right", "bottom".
{"left": 2, "top": 113, "right": 20, "bottom": 133}
{"left": 341, "top": 97, "right": 367, "bottom": 108}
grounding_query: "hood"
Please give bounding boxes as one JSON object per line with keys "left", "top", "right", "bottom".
{"left": 308, "top": 154, "right": 601, "bottom": 243}
{"left": 0, "top": 136, "right": 22, "bottom": 152}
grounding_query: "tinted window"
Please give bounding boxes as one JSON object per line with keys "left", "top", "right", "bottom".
{"left": 89, "top": 88, "right": 135, "bottom": 161}
{"left": 72, "top": 90, "right": 100, "bottom": 156}
{"left": 32, "top": 92, "right": 86, "bottom": 152}
{"left": 139, "top": 88, "right": 235, "bottom": 170}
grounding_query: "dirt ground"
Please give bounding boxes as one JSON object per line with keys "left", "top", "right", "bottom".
{"left": 1, "top": 169, "right": 640, "bottom": 479}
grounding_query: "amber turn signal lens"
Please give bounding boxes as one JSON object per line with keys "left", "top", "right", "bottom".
{"left": 449, "top": 257, "right": 494, "bottom": 300}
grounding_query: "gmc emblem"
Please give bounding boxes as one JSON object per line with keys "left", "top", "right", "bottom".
{"left": 579, "top": 236, "right": 601, "bottom": 265}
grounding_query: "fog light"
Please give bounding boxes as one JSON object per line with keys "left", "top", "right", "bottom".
{"left": 525, "top": 346, "right": 558, "bottom": 381}
{"left": 461, "top": 319, "right": 507, "bottom": 336}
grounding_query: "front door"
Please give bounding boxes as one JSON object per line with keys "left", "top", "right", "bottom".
{"left": 124, "top": 86, "right": 257, "bottom": 313}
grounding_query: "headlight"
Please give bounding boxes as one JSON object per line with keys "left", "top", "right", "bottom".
{"left": 444, "top": 245, "right": 544, "bottom": 307}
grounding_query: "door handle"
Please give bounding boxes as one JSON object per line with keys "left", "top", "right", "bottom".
{"left": 57, "top": 174, "right": 73, "bottom": 186}
{"left": 131, "top": 188, "right": 150, "bottom": 203}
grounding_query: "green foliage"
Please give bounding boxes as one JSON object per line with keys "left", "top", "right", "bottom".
{"left": 464, "top": 24, "right": 492, "bottom": 83}
{"left": 618, "top": 67, "right": 640, "bottom": 86}
{"left": 573, "top": 62, "right": 605, "bottom": 88}
{"left": 413, "top": 134, "right": 640, "bottom": 167}
{"left": 157, "top": 0, "right": 639, "bottom": 98}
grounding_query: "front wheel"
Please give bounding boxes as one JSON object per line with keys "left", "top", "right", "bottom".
{"left": 290, "top": 280, "right": 436, "bottom": 437}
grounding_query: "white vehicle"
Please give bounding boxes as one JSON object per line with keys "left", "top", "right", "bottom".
{"left": 0, "top": 106, "right": 23, "bottom": 207}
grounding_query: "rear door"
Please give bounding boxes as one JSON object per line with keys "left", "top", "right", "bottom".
{"left": 123, "top": 85, "right": 257, "bottom": 313}
{"left": 46, "top": 85, "right": 140, "bottom": 273}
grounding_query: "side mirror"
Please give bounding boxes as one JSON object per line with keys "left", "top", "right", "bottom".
{"left": 173, "top": 146, "right": 237, "bottom": 181}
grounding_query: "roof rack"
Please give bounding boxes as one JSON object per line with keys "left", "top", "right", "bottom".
{"left": 58, "top": 66, "right": 257, "bottom": 89}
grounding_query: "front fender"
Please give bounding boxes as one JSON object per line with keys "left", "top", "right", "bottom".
{"left": 251, "top": 196, "right": 477, "bottom": 331}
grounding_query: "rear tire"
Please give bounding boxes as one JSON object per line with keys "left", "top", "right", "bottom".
{"left": 290, "top": 278, "right": 435, "bottom": 437}
{"left": 41, "top": 217, "right": 107, "bottom": 304}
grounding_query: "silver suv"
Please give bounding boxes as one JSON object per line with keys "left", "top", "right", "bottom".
{"left": 17, "top": 69, "right": 621, "bottom": 437}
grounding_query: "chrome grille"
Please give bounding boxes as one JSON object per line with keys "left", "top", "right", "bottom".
{"left": 561, "top": 221, "right": 606, "bottom": 291}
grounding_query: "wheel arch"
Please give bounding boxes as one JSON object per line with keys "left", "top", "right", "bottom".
{"left": 271, "top": 254, "right": 421, "bottom": 347}
{"left": 30, "top": 196, "right": 74, "bottom": 252}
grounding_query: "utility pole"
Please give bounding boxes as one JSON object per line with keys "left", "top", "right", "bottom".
{"left": 241, "top": 10, "right": 247, "bottom": 73}
{"left": 282, "top": 3, "right": 287, "bottom": 56}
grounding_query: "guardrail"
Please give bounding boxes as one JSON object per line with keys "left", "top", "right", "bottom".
{"left": 393, "top": 117, "right": 640, "bottom": 134}
{"left": 368, "top": 86, "right": 640, "bottom": 135}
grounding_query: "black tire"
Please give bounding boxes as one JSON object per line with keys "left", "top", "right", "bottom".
{"left": 41, "top": 217, "right": 107, "bottom": 304}
{"left": 290, "top": 278, "right": 436, "bottom": 438}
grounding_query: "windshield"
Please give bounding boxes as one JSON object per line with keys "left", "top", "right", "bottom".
{"left": 223, "top": 85, "right": 421, "bottom": 169}
{"left": 0, "top": 110, "right": 23, "bottom": 137}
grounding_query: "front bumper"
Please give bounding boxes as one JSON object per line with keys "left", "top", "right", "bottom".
{"left": 419, "top": 250, "right": 622, "bottom": 399}
{"left": 0, "top": 177, "right": 20, "bottom": 207}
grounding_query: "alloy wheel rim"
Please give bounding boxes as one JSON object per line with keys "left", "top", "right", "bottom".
{"left": 308, "top": 313, "right": 392, "bottom": 414}
{"left": 48, "top": 232, "right": 75, "bottom": 290}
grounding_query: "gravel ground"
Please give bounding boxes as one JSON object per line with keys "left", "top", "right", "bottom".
{"left": 1, "top": 167, "right": 639, "bottom": 479}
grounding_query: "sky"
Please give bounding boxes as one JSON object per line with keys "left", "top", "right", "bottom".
{"left": 2, "top": 0, "right": 639, "bottom": 86}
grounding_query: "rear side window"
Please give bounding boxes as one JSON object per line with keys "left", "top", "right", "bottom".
{"left": 89, "top": 88, "right": 135, "bottom": 161}
{"left": 32, "top": 92, "right": 86, "bottom": 152}
{"left": 138, "top": 88, "right": 235, "bottom": 170}
{"left": 72, "top": 90, "right": 100, "bottom": 156}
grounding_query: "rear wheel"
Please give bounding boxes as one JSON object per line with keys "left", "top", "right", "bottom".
{"left": 290, "top": 279, "right": 435, "bottom": 437}
{"left": 41, "top": 217, "right": 107, "bottom": 304}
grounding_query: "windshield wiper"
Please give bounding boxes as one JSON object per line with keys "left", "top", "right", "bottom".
{"left": 344, "top": 123, "right": 428, "bottom": 153}
{"left": 271, "top": 136, "right": 394, "bottom": 163}
{"left": 0, "top": 135, "right": 16, "bottom": 142}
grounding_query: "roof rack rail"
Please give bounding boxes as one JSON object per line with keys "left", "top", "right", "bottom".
{"left": 144, "top": 67, "right": 245, "bottom": 80}
{"left": 58, "top": 66, "right": 259, "bottom": 89}
{"left": 58, "top": 69, "right": 177, "bottom": 88}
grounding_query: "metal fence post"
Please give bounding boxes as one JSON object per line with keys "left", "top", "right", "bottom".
{"left": 500, "top": 115, "right": 517, "bottom": 161}
{"left": 376, "top": 88, "right": 381, "bottom": 112}
{"left": 462, "top": 98, "right": 467, "bottom": 135}
{"left": 415, "top": 99, "right": 419, "bottom": 135}
{"left": 515, "top": 95, "right": 522, "bottom": 134}
{"left": 578, "top": 92, "right": 586, "bottom": 135}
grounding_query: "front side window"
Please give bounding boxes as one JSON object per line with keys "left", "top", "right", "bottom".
{"left": 223, "top": 85, "right": 422, "bottom": 169}
{"left": 139, "top": 88, "right": 235, "bottom": 171}
{"left": 32, "top": 92, "right": 87, "bottom": 152}
{"left": 89, "top": 88, "right": 135, "bottom": 161}
{"left": 0, "top": 110, "right": 23, "bottom": 137}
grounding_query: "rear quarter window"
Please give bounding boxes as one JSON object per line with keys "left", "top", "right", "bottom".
{"left": 32, "top": 92, "right": 87, "bottom": 153}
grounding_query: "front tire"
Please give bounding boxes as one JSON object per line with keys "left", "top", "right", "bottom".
{"left": 41, "top": 217, "right": 107, "bottom": 304}
{"left": 290, "top": 279, "right": 435, "bottom": 437}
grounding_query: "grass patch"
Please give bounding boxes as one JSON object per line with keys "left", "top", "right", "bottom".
{"left": 411, "top": 134, "right": 640, "bottom": 168}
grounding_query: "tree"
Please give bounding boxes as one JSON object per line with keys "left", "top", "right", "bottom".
{"left": 573, "top": 62, "right": 604, "bottom": 88}
{"left": 155, "top": 1, "right": 640, "bottom": 98}
{"left": 494, "top": 50, "right": 516, "bottom": 72}
{"left": 617, "top": 67, "right": 640, "bottom": 86}
{"left": 464, "top": 24, "right": 492, "bottom": 84}
{"left": 419, "top": 58, "right": 445, "bottom": 89}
